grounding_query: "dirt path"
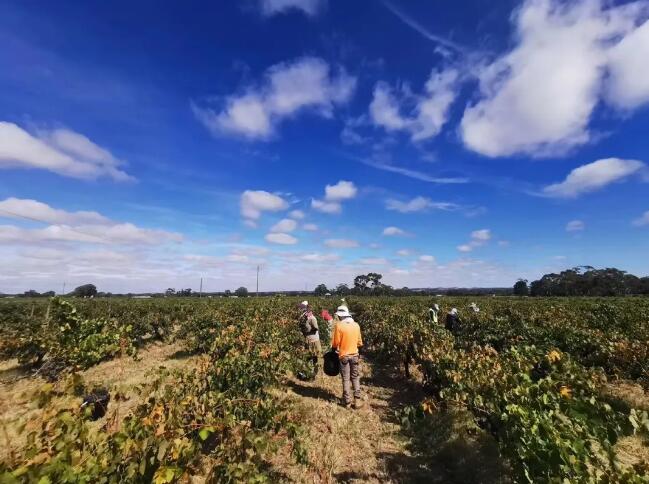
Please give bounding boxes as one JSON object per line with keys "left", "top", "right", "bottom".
{"left": 274, "top": 357, "right": 506, "bottom": 484}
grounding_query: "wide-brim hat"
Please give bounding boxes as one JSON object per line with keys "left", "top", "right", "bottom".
{"left": 335, "top": 307, "right": 352, "bottom": 318}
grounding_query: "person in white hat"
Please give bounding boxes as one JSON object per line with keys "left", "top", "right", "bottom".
{"left": 298, "top": 301, "right": 321, "bottom": 379}
{"left": 445, "top": 307, "right": 461, "bottom": 334}
{"left": 469, "top": 302, "right": 480, "bottom": 313}
{"left": 331, "top": 306, "right": 363, "bottom": 409}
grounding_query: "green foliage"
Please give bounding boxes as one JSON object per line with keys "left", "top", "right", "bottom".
{"left": 350, "top": 296, "right": 649, "bottom": 482}
{"left": 2, "top": 295, "right": 649, "bottom": 482}
{"left": 0, "top": 298, "right": 136, "bottom": 378}
{"left": 1, "top": 304, "right": 305, "bottom": 483}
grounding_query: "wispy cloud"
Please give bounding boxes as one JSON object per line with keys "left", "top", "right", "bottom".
{"left": 543, "top": 158, "right": 646, "bottom": 198}
{"left": 346, "top": 152, "right": 468, "bottom": 184}
{"left": 381, "top": 0, "right": 465, "bottom": 54}
{"left": 0, "top": 122, "right": 134, "bottom": 181}
{"left": 457, "top": 229, "right": 491, "bottom": 252}
{"left": 193, "top": 57, "right": 355, "bottom": 140}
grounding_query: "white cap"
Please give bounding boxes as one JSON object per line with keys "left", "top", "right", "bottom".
{"left": 300, "top": 300, "right": 308, "bottom": 307}
{"left": 433, "top": 304, "right": 440, "bottom": 310}
{"left": 450, "top": 308, "right": 458, "bottom": 315}
{"left": 336, "top": 307, "right": 351, "bottom": 318}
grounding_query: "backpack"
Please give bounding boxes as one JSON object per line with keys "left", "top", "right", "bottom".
{"left": 323, "top": 349, "right": 340, "bottom": 376}
{"left": 299, "top": 313, "right": 314, "bottom": 336}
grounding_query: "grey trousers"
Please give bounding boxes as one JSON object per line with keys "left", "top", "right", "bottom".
{"left": 340, "top": 355, "right": 361, "bottom": 404}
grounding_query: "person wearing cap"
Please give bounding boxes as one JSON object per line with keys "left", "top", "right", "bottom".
{"left": 331, "top": 306, "right": 363, "bottom": 409}
{"left": 429, "top": 303, "right": 440, "bottom": 324}
{"left": 298, "top": 301, "right": 321, "bottom": 378}
{"left": 469, "top": 302, "right": 480, "bottom": 313}
{"left": 445, "top": 307, "right": 461, "bottom": 334}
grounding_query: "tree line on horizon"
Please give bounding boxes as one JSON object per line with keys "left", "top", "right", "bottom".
{"left": 513, "top": 266, "right": 649, "bottom": 297}
{"left": 4, "top": 267, "right": 649, "bottom": 299}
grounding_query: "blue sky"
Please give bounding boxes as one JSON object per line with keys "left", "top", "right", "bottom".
{"left": 0, "top": 0, "right": 648, "bottom": 293}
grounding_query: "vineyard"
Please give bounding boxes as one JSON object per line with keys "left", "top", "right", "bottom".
{"left": 0, "top": 296, "right": 648, "bottom": 483}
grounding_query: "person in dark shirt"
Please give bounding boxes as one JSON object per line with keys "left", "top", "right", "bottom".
{"left": 445, "top": 307, "right": 461, "bottom": 334}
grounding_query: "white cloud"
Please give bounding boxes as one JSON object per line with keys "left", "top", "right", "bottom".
{"left": 566, "top": 220, "right": 585, "bottom": 232}
{"left": 471, "top": 229, "right": 491, "bottom": 241}
{"left": 352, "top": 154, "right": 469, "bottom": 184}
{"left": 383, "top": 226, "right": 406, "bottom": 236}
{"left": 632, "top": 210, "right": 649, "bottom": 227}
{"left": 396, "top": 249, "right": 412, "bottom": 257}
{"left": 369, "top": 67, "right": 459, "bottom": 141}
{"left": 324, "top": 180, "right": 357, "bottom": 201}
{"left": 289, "top": 209, "right": 305, "bottom": 220}
{"left": 0, "top": 122, "right": 133, "bottom": 181}
{"left": 386, "top": 196, "right": 459, "bottom": 213}
{"left": 324, "top": 238, "right": 358, "bottom": 248}
{"left": 369, "top": 83, "right": 409, "bottom": 131}
{"left": 0, "top": 199, "right": 182, "bottom": 246}
{"left": 358, "top": 257, "right": 389, "bottom": 265}
{"left": 240, "top": 190, "right": 289, "bottom": 221}
{"left": 0, "top": 198, "right": 110, "bottom": 225}
{"left": 605, "top": 19, "right": 649, "bottom": 110}
{"left": 265, "top": 232, "right": 298, "bottom": 245}
{"left": 460, "top": 0, "right": 649, "bottom": 157}
{"left": 457, "top": 228, "right": 491, "bottom": 252}
{"left": 303, "top": 223, "right": 319, "bottom": 231}
{"left": 270, "top": 218, "right": 297, "bottom": 233}
{"left": 194, "top": 57, "right": 355, "bottom": 140}
{"left": 543, "top": 158, "right": 646, "bottom": 198}
{"left": 312, "top": 180, "right": 357, "bottom": 214}
{"left": 300, "top": 252, "right": 340, "bottom": 262}
{"left": 419, "top": 254, "right": 436, "bottom": 262}
{"left": 0, "top": 222, "right": 182, "bottom": 246}
{"left": 311, "top": 199, "right": 341, "bottom": 214}
{"left": 259, "top": 0, "right": 325, "bottom": 17}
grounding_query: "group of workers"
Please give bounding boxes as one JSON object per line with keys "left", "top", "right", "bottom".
{"left": 298, "top": 300, "right": 478, "bottom": 409}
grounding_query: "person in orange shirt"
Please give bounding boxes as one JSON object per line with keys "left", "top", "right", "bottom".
{"left": 331, "top": 305, "right": 363, "bottom": 409}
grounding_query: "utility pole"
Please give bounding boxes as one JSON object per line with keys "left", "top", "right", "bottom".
{"left": 256, "top": 265, "right": 260, "bottom": 297}
{"left": 61, "top": 282, "right": 66, "bottom": 296}
{"left": 199, "top": 277, "right": 203, "bottom": 298}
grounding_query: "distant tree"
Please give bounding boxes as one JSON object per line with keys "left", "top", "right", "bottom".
{"left": 73, "top": 284, "right": 97, "bottom": 298}
{"left": 353, "top": 273, "right": 390, "bottom": 295}
{"left": 353, "top": 274, "right": 370, "bottom": 293}
{"left": 234, "top": 287, "right": 249, "bottom": 297}
{"left": 42, "top": 291, "right": 55, "bottom": 297}
{"left": 529, "top": 266, "right": 645, "bottom": 297}
{"left": 367, "top": 273, "right": 384, "bottom": 288}
{"left": 165, "top": 288, "right": 176, "bottom": 297}
{"left": 513, "top": 279, "right": 529, "bottom": 296}
{"left": 224, "top": 289, "right": 232, "bottom": 297}
{"left": 335, "top": 283, "right": 351, "bottom": 296}
{"left": 178, "top": 288, "right": 192, "bottom": 297}
{"left": 314, "top": 284, "right": 329, "bottom": 296}
{"left": 640, "top": 277, "right": 649, "bottom": 295}
{"left": 22, "top": 290, "right": 41, "bottom": 297}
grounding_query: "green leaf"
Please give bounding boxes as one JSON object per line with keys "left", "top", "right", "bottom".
{"left": 199, "top": 426, "right": 215, "bottom": 441}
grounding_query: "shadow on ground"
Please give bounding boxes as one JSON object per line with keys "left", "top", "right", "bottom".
{"left": 285, "top": 379, "right": 339, "bottom": 403}
{"left": 367, "top": 360, "right": 510, "bottom": 484}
